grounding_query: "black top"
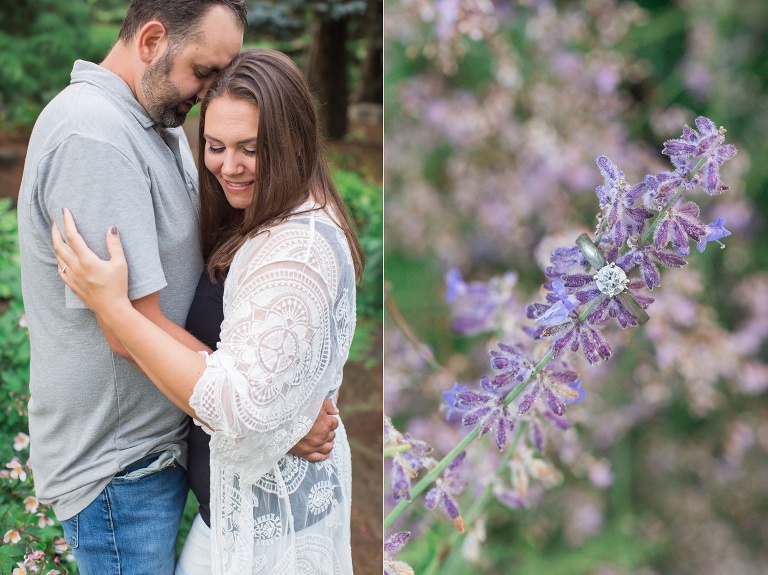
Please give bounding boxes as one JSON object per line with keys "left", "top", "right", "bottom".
{"left": 184, "top": 270, "right": 225, "bottom": 527}
{"left": 183, "top": 268, "right": 343, "bottom": 532}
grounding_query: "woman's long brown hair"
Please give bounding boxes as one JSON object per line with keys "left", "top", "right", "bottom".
{"left": 197, "top": 49, "right": 365, "bottom": 282}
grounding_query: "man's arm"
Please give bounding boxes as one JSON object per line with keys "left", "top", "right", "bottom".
{"left": 98, "top": 291, "right": 337, "bottom": 461}
{"left": 99, "top": 291, "right": 209, "bottom": 359}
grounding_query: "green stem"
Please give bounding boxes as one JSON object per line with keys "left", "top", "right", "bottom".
{"left": 384, "top": 444, "right": 415, "bottom": 458}
{"left": 384, "top": 350, "right": 554, "bottom": 530}
{"left": 424, "top": 422, "right": 528, "bottom": 575}
{"left": 577, "top": 297, "right": 603, "bottom": 324}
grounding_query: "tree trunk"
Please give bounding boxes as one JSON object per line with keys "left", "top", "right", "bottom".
{"left": 353, "top": 0, "right": 383, "bottom": 104}
{"left": 306, "top": 14, "right": 349, "bottom": 140}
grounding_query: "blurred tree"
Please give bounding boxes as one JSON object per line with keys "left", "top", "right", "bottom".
{"left": 247, "top": 0, "right": 380, "bottom": 139}
{"left": 0, "top": 0, "right": 100, "bottom": 127}
{"left": 352, "top": 0, "right": 382, "bottom": 104}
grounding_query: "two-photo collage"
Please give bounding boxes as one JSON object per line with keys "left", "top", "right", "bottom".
{"left": 2, "top": 0, "right": 768, "bottom": 574}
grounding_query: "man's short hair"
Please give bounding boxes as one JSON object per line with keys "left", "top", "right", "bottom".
{"left": 117, "top": 0, "right": 247, "bottom": 46}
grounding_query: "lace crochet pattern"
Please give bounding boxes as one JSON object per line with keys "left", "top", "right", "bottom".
{"left": 189, "top": 208, "right": 356, "bottom": 574}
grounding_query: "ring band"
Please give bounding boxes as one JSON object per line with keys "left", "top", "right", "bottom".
{"left": 59, "top": 264, "right": 68, "bottom": 274}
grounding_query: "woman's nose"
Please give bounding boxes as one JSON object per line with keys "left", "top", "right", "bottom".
{"left": 221, "top": 153, "right": 243, "bottom": 176}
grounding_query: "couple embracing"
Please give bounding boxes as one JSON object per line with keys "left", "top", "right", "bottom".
{"left": 18, "top": 1, "right": 362, "bottom": 574}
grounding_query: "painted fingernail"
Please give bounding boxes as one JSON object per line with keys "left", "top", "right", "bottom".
{"left": 110, "top": 226, "right": 118, "bottom": 236}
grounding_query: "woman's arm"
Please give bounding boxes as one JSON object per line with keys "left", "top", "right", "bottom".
{"left": 52, "top": 209, "right": 341, "bottom": 454}
{"left": 53, "top": 211, "right": 208, "bottom": 418}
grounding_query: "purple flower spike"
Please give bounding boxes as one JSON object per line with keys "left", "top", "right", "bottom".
{"left": 424, "top": 451, "right": 467, "bottom": 526}
{"left": 384, "top": 416, "right": 434, "bottom": 502}
{"left": 442, "top": 382, "right": 469, "bottom": 421}
{"left": 518, "top": 383, "right": 540, "bottom": 415}
{"left": 384, "top": 532, "right": 415, "bottom": 575}
{"left": 444, "top": 268, "right": 463, "bottom": 303}
{"left": 663, "top": 117, "right": 736, "bottom": 195}
{"left": 444, "top": 269, "right": 518, "bottom": 335}
{"left": 653, "top": 199, "right": 707, "bottom": 256}
{"left": 696, "top": 217, "right": 731, "bottom": 252}
{"left": 490, "top": 342, "right": 535, "bottom": 389}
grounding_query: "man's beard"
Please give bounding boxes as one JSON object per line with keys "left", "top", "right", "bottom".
{"left": 142, "top": 49, "right": 189, "bottom": 129}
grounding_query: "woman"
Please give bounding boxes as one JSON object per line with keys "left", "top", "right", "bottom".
{"left": 52, "top": 49, "right": 364, "bottom": 575}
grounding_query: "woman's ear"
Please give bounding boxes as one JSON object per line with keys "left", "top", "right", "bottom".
{"left": 136, "top": 20, "right": 169, "bottom": 65}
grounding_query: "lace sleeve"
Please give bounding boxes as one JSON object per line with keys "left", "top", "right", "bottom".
{"left": 189, "top": 221, "right": 340, "bottom": 480}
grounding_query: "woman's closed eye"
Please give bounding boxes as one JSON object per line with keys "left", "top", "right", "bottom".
{"left": 207, "top": 146, "right": 256, "bottom": 157}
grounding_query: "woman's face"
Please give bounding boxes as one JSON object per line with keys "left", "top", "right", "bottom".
{"left": 203, "top": 96, "right": 259, "bottom": 210}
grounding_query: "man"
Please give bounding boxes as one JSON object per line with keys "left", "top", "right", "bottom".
{"left": 17, "top": 2, "right": 337, "bottom": 573}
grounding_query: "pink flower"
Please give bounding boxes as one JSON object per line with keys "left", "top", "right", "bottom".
{"left": 36, "top": 513, "right": 54, "bottom": 528}
{"left": 6, "top": 457, "right": 27, "bottom": 481}
{"left": 4, "top": 529, "right": 21, "bottom": 544}
{"left": 24, "top": 495, "right": 39, "bottom": 514}
{"left": 13, "top": 432, "right": 30, "bottom": 451}
{"left": 53, "top": 538, "right": 68, "bottom": 554}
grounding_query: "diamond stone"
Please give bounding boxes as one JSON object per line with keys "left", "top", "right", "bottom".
{"left": 593, "top": 263, "right": 629, "bottom": 297}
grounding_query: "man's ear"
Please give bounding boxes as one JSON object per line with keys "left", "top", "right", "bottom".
{"left": 135, "top": 20, "right": 168, "bottom": 65}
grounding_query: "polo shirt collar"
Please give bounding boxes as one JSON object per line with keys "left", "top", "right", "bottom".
{"left": 70, "top": 60, "right": 157, "bottom": 130}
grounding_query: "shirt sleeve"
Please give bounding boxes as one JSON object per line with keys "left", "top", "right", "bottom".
{"left": 40, "top": 134, "right": 167, "bottom": 307}
{"left": 189, "top": 226, "right": 338, "bottom": 482}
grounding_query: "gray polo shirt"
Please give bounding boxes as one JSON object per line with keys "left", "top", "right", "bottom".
{"left": 17, "top": 60, "right": 203, "bottom": 520}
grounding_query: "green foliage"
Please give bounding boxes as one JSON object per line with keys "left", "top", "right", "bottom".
{"left": 334, "top": 169, "right": 382, "bottom": 363}
{"left": 0, "top": 201, "right": 28, "bottom": 440}
{"left": 334, "top": 169, "right": 382, "bottom": 320}
{"left": 0, "top": 200, "right": 75, "bottom": 572}
{"left": 0, "top": 0, "right": 116, "bottom": 128}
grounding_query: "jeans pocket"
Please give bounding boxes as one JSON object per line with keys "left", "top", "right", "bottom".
{"left": 61, "top": 514, "right": 78, "bottom": 549}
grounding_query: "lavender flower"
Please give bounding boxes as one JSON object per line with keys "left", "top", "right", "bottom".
{"left": 544, "top": 320, "right": 613, "bottom": 364}
{"left": 535, "top": 280, "right": 580, "bottom": 327}
{"left": 696, "top": 217, "right": 731, "bottom": 252}
{"left": 442, "top": 382, "right": 469, "bottom": 421}
{"left": 518, "top": 362, "right": 584, "bottom": 418}
{"left": 663, "top": 117, "right": 737, "bottom": 195}
{"left": 489, "top": 342, "right": 535, "bottom": 389}
{"left": 384, "top": 416, "right": 434, "bottom": 501}
{"left": 445, "top": 268, "right": 518, "bottom": 335}
{"left": 384, "top": 532, "right": 415, "bottom": 575}
{"left": 447, "top": 376, "right": 518, "bottom": 450}
{"left": 386, "top": 115, "right": 740, "bottom": 553}
{"left": 653, "top": 197, "right": 708, "bottom": 256}
{"left": 425, "top": 451, "right": 468, "bottom": 531}
{"left": 595, "top": 156, "right": 654, "bottom": 247}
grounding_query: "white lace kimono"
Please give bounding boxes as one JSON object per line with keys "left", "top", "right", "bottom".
{"left": 189, "top": 208, "right": 356, "bottom": 574}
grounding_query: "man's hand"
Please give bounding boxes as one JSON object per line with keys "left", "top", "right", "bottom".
{"left": 289, "top": 398, "right": 339, "bottom": 462}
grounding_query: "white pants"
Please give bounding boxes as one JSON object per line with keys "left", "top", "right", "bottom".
{"left": 175, "top": 513, "right": 212, "bottom": 575}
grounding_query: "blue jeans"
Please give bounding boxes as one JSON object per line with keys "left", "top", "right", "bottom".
{"left": 61, "top": 451, "right": 187, "bottom": 575}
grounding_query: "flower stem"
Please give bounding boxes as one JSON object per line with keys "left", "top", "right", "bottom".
{"left": 422, "top": 422, "right": 528, "bottom": 575}
{"left": 384, "top": 443, "right": 417, "bottom": 458}
{"left": 384, "top": 350, "right": 554, "bottom": 530}
{"left": 384, "top": 281, "right": 443, "bottom": 371}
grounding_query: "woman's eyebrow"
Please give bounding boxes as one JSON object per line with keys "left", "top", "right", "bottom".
{"left": 203, "top": 135, "right": 258, "bottom": 145}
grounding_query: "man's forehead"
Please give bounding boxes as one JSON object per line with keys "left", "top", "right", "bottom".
{"left": 185, "top": 4, "right": 243, "bottom": 67}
